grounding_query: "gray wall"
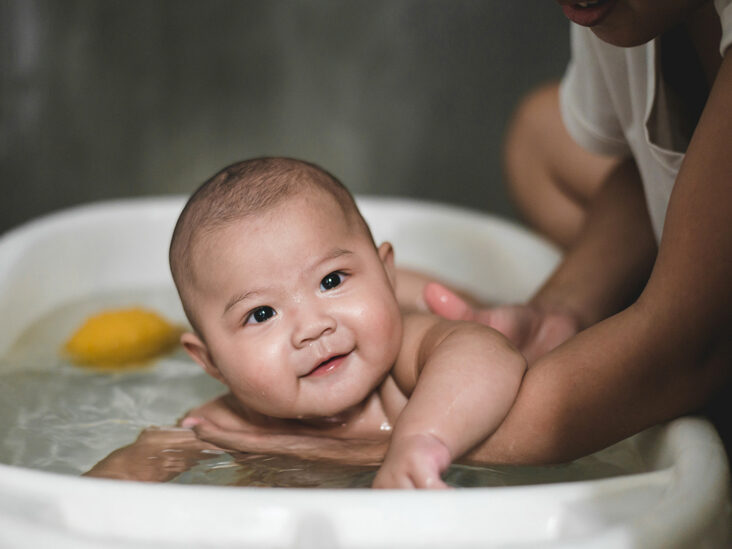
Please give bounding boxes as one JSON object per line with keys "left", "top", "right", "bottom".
{"left": 0, "top": 1, "right": 570, "bottom": 235}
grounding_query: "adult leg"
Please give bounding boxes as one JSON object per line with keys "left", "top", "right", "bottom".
{"left": 503, "top": 82, "right": 622, "bottom": 249}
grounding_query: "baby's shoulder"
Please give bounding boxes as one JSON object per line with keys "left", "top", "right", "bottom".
{"left": 393, "top": 312, "right": 453, "bottom": 388}
{"left": 400, "top": 310, "right": 442, "bottom": 340}
{"left": 399, "top": 311, "right": 463, "bottom": 357}
{"left": 395, "top": 312, "right": 506, "bottom": 384}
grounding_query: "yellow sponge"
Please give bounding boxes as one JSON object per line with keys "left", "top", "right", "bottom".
{"left": 64, "top": 307, "right": 182, "bottom": 368}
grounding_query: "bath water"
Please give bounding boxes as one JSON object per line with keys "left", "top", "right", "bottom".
{"left": 0, "top": 289, "right": 648, "bottom": 487}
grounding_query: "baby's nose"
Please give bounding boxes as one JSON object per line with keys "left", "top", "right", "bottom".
{"left": 291, "top": 308, "right": 336, "bottom": 348}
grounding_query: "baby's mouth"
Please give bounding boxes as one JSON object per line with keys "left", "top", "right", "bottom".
{"left": 304, "top": 353, "right": 350, "bottom": 378}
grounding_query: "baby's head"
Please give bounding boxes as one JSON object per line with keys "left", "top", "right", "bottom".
{"left": 170, "top": 157, "right": 403, "bottom": 420}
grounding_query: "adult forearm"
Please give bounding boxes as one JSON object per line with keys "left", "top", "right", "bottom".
{"left": 530, "top": 158, "right": 656, "bottom": 329}
{"left": 463, "top": 305, "right": 731, "bottom": 466}
{"left": 471, "top": 53, "right": 732, "bottom": 466}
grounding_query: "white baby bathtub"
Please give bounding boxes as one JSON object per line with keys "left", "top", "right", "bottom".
{"left": 0, "top": 196, "right": 729, "bottom": 548}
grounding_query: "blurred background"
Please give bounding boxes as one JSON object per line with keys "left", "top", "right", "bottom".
{"left": 0, "top": 0, "right": 569, "bottom": 236}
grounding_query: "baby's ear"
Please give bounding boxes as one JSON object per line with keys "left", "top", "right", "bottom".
{"left": 180, "top": 332, "right": 224, "bottom": 382}
{"left": 377, "top": 242, "right": 396, "bottom": 288}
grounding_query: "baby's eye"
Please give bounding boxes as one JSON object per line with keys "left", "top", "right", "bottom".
{"left": 245, "top": 306, "right": 276, "bottom": 325}
{"left": 320, "top": 271, "right": 344, "bottom": 291}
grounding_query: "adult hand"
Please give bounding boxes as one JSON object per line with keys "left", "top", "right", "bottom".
{"left": 423, "top": 282, "right": 579, "bottom": 364}
{"left": 182, "top": 416, "right": 388, "bottom": 466}
{"left": 84, "top": 426, "right": 221, "bottom": 482}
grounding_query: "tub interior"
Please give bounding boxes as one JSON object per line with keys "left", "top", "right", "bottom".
{"left": 0, "top": 197, "right": 728, "bottom": 548}
{"left": 0, "top": 196, "right": 637, "bottom": 485}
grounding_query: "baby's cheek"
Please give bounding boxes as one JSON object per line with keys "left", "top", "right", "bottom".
{"left": 365, "top": 300, "right": 402, "bottom": 356}
{"left": 219, "top": 344, "right": 281, "bottom": 397}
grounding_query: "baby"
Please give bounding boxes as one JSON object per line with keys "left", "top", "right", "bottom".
{"left": 89, "top": 157, "right": 526, "bottom": 488}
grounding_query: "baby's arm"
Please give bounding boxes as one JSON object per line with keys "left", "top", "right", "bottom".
{"left": 373, "top": 315, "right": 526, "bottom": 488}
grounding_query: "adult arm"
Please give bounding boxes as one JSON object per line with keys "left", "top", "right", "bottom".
{"left": 426, "top": 156, "right": 656, "bottom": 363}
{"left": 182, "top": 393, "right": 390, "bottom": 466}
{"left": 182, "top": 416, "right": 389, "bottom": 466}
{"left": 464, "top": 51, "right": 732, "bottom": 465}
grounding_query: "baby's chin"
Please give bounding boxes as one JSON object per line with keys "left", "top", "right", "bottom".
{"left": 238, "top": 398, "right": 352, "bottom": 424}
{"left": 298, "top": 403, "right": 359, "bottom": 423}
{"left": 295, "top": 396, "right": 373, "bottom": 426}
{"left": 299, "top": 411, "right": 352, "bottom": 425}
{"left": 297, "top": 366, "right": 391, "bottom": 421}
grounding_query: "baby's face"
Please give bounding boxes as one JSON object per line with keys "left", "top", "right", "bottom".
{"left": 186, "top": 190, "right": 402, "bottom": 420}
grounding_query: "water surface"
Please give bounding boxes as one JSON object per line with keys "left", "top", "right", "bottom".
{"left": 0, "top": 289, "right": 648, "bottom": 487}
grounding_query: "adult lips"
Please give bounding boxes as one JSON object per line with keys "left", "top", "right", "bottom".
{"left": 560, "top": 0, "right": 617, "bottom": 27}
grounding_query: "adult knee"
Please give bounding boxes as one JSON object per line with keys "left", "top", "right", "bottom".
{"left": 502, "top": 82, "right": 560, "bottom": 200}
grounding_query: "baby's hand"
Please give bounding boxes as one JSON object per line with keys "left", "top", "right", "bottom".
{"left": 372, "top": 433, "right": 451, "bottom": 489}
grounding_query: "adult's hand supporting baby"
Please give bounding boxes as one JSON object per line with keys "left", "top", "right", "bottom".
{"left": 423, "top": 282, "right": 578, "bottom": 364}
{"left": 84, "top": 427, "right": 221, "bottom": 482}
{"left": 182, "top": 416, "right": 388, "bottom": 467}
{"left": 188, "top": 417, "right": 451, "bottom": 488}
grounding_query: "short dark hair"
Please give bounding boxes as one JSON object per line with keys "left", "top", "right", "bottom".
{"left": 169, "top": 157, "right": 370, "bottom": 332}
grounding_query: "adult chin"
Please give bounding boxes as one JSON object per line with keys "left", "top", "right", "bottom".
{"left": 560, "top": 0, "right": 710, "bottom": 48}
{"left": 561, "top": 0, "right": 619, "bottom": 28}
{"left": 589, "top": 24, "right": 658, "bottom": 48}
{"left": 558, "top": 0, "right": 653, "bottom": 47}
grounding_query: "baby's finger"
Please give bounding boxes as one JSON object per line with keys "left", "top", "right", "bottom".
{"left": 410, "top": 463, "right": 448, "bottom": 490}
{"left": 417, "top": 474, "right": 448, "bottom": 489}
{"left": 372, "top": 470, "right": 416, "bottom": 490}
